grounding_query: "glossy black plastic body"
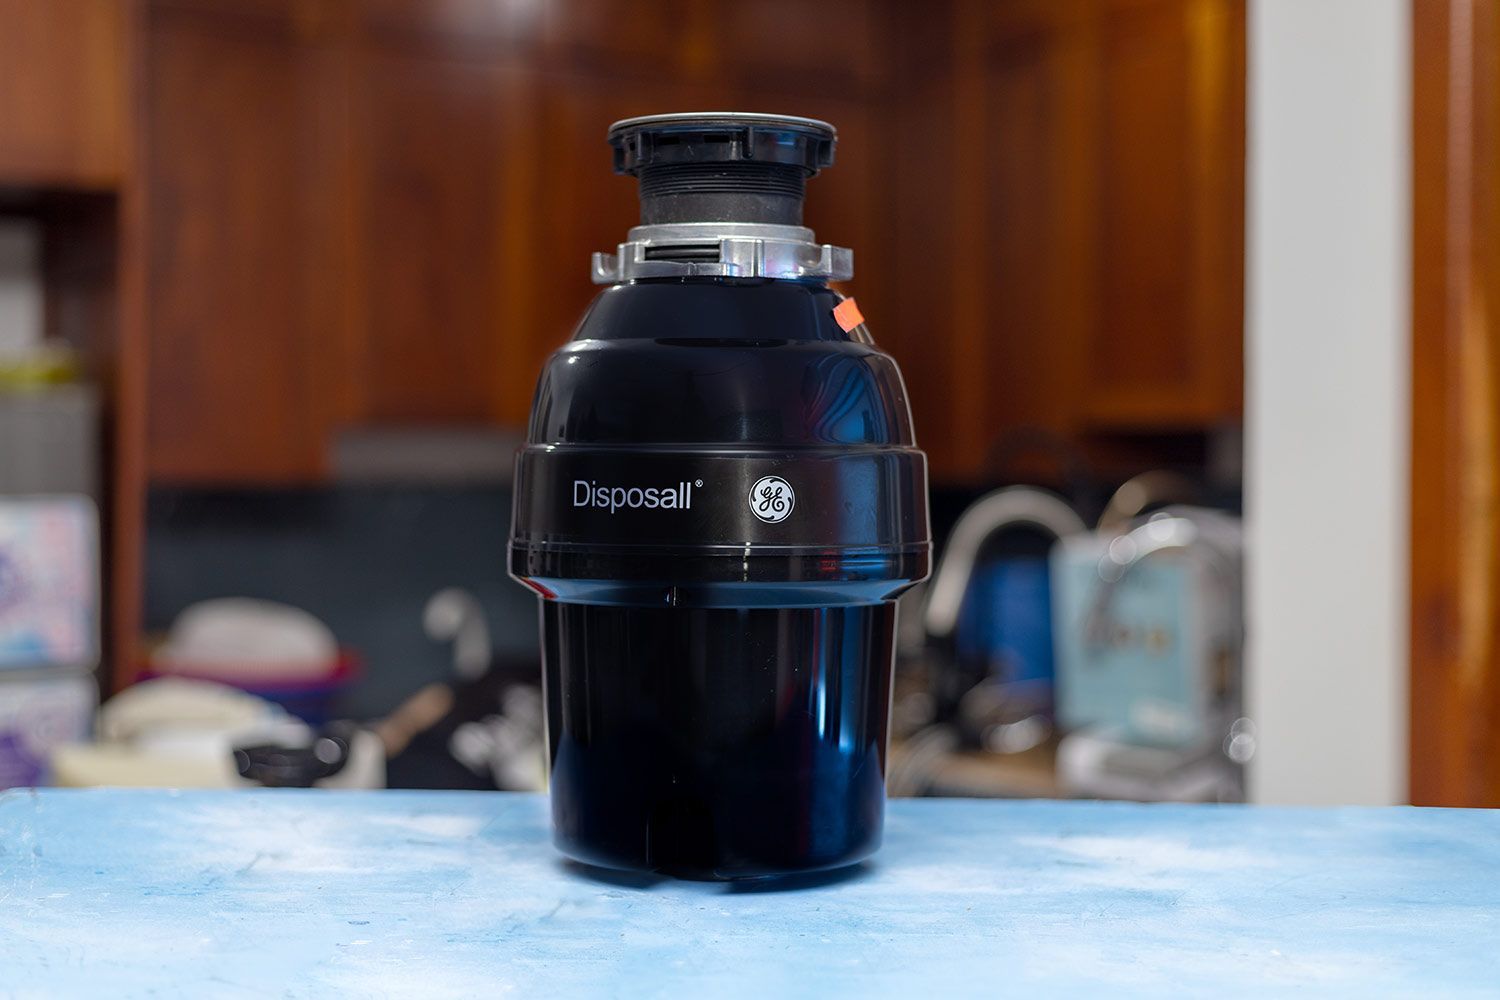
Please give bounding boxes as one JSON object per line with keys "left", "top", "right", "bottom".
{"left": 510, "top": 277, "right": 930, "bottom": 879}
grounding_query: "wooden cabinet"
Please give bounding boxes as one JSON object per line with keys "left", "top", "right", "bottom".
{"left": 926, "top": 0, "right": 1245, "bottom": 481}
{"left": 137, "top": 0, "right": 1243, "bottom": 485}
{"left": 1087, "top": 0, "right": 1243, "bottom": 428}
{"left": 144, "top": 2, "right": 347, "bottom": 481}
{"left": 348, "top": 47, "right": 529, "bottom": 425}
{"left": 139, "top": 0, "right": 905, "bottom": 483}
{"left": 1411, "top": 0, "right": 1500, "bottom": 806}
{"left": 143, "top": 1, "right": 538, "bottom": 478}
{"left": 0, "top": 0, "right": 128, "bottom": 188}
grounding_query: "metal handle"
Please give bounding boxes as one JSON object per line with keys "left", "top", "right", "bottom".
{"left": 924, "top": 486, "right": 1086, "bottom": 640}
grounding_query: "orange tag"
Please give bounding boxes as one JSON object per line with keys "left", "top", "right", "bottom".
{"left": 833, "top": 297, "right": 865, "bottom": 333}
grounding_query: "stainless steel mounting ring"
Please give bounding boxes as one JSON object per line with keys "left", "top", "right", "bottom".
{"left": 591, "top": 222, "right": 853, "bottom": 284}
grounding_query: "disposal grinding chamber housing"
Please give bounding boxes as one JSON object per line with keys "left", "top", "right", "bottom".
{"left": 510, "top": 112, "right": 931, "bottom": 879}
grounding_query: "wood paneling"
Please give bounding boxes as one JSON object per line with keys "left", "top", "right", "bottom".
{"left": 348, "top": 49, "right": 524, "bottom": 424}
{"left": 1087, "top": 0, "right": 1243, "bottom": 426}
{"left": 143, "top": 3, "right": 347, "bottom": 481}
{"left": 542, "top": 0, "right": 710, "bottom": 78}
{"left": 940, "top": 0, "right": 1243, "bottom": 482}
{"left": 356, "top": 0, "right": 539, "bottom": 52}
{"left": 715, "top": 0, "right": 886, "bottom": 95}
{"left": 0, "top": 0, "right": 127, "bottom": 188}
{"left": 960, "top": 1, "right": 1093, "bottom": 476}
{"left": 139, "top": 1, "right": 897, "bottom": 477}
{"left": 538, "top": 0, "right": 884, "bottom": 93}
{"left": 889, "top": 1, "right": 959, "bottom": 474}
{"left": 1093, "top": 1, "right": 1195, "bottom": 413}
{"left": 1411, "top": 0, "right": 1500, "bottom": 806}
{"left": 134, "top": 0, "right": 1243, "bottom": 485}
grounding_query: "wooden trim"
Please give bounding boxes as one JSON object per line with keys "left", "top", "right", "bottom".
{"left": 108, "top": 0, "right": 149, "bottom": 691}
{"left": 1410, "top": 0, "right": 1500, "bottom": 805}
{"left": 948, "top": 0, "right": 993, "bottom": 479}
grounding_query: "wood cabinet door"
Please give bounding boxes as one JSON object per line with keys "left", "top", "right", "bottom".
{"left": 144, "top": 3, "right": 349, "bottom": 482}
{"left": 0, "top": 0, "right": 127, "bottom": 188}
{"left": 943, "top": 0, "right": 1244, "bottom": 480}
{"left": 345, "top": 45, "right": 533, "bottom": 427}
{"left": 1411, "top": 0, "right": 1500, "bottom": 806}
{"left": 144, "top": 3, "right": 539, "bottom": 477}
{"left": 948, "top": 0, "right": 1091, "bottom": 480}
{"left": 1082, "top": 0, "right": 1244, "bottom": 429}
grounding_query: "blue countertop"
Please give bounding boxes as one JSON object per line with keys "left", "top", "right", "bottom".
{"left": 1, "top": 790, "right": 1496, "bottom": 997}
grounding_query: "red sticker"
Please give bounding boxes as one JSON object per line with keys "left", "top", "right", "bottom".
{"left": 833, "top": 297, "right": 865, "bottom": 333}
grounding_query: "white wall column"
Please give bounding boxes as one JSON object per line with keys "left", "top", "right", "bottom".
{"left": 1245, "top": 0, "right": 1411, "bottom": 804}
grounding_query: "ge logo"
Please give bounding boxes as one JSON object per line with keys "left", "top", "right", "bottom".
{"left": 749, "top": 475, "right": 795, "bottom": 523}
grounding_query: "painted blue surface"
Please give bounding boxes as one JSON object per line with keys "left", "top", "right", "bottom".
{"left": 957, "top": 557, "right": 1056, "bottom": 691}
{"left": 1, "top": 790, "right": 1497, "bottom": 998}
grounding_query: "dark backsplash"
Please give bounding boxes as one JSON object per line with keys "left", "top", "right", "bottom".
{"left": 143, "top": 469, "right": 1238, "bottom": 723}
{"left": 145, "top": 486, "right": 540, "bottom": 719}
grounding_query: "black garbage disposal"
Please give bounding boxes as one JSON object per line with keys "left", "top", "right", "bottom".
{"left": 510, "top": 112, "right": 931, "bottom": 879}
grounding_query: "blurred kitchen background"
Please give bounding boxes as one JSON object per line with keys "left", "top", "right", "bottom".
{"left": 0, "top": 0, "right": 1486, "bottom": 806}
